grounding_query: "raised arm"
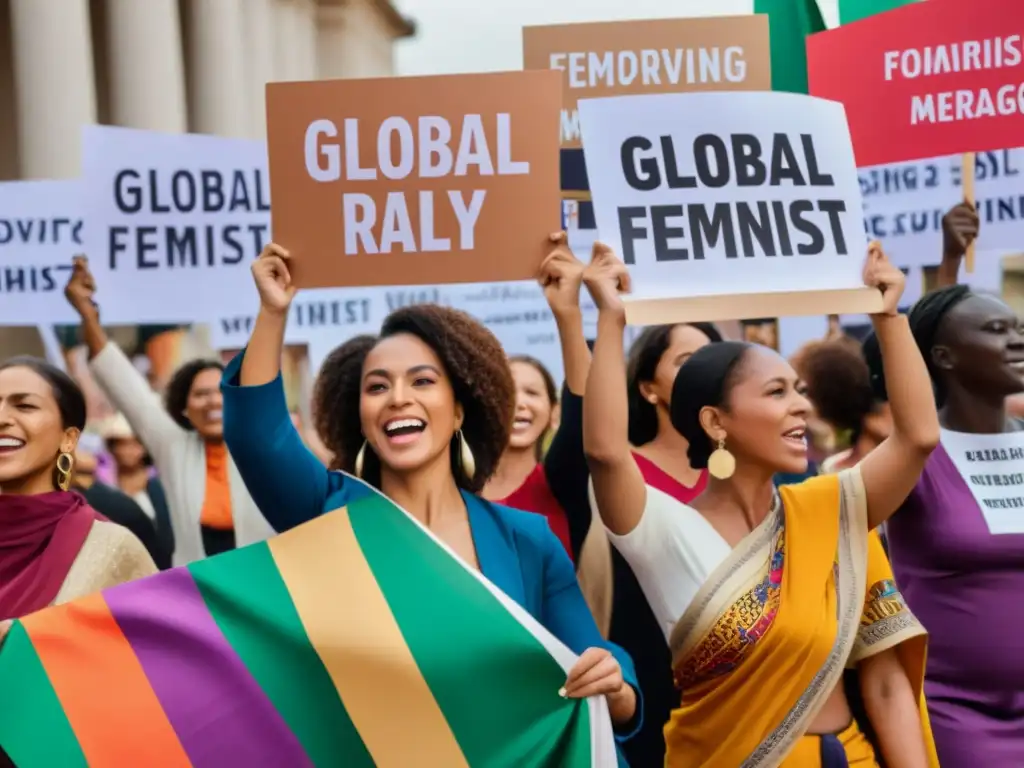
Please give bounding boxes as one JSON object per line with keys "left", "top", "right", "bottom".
{"left": 858, "top": 244, "right": 940, "bottom": 529}
{"left": 64, "top": 258, "right": 182, "bottom": 465}
{"left": 537, "top": 234, "right": 593, "bottom": 557}
{"left": 581, "top": 247, "right": 648, "bottom": 536}
{"left": 222, "top": 244, "right": 334, "bottom": 531}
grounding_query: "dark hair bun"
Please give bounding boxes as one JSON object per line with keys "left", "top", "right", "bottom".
{"left": 669, "top": 341, "right": 751, "bottom": 469}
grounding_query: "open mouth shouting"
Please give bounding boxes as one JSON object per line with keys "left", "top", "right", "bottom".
{"left": 782, "top": 426, "right": 808, "bottom": 452}
{"left": 383, "top": 417, "right": 426, "bottom": 445}
{"left": 511, "top": 414, "right": 534, "bottom": 434}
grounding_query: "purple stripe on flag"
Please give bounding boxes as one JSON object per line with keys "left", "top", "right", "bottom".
{"left": 103, "top": 568, "right": 313, "bottom": 768}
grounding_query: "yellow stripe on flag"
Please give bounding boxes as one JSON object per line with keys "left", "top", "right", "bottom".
{"left": 268, "top": 506, "right": 469, "bottom": 767}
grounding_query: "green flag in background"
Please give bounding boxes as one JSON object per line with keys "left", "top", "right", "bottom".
{"left": 838, "top": 0, "right": 918, "bottom": 25}
{"left": 754, "top": 0, "right": 827, "bottom": 93}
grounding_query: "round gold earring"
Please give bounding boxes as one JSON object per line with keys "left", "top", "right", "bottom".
{"left": 707, "top": 438, "right": 735, "bottom": 480}
{"left": 56, "top": 451, "right": 74, "bottom": 491}
{"left": 458, "top": 430, "right": 476, "bottom": 480}
{"left": 354, "top": 441, "right": 367, "bottom": 478}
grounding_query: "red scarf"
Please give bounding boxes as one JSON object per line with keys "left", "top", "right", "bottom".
{"left": 0, "top": 491, "right": 102, "bottom": 621}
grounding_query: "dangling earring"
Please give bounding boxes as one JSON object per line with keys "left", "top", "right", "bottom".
{"left": 56, "top": 452, "right": 74, "bottom": 491}
{"left": 707, "top": 438, "right": 735, "bottom": 480}
{"left": 354, "top": 441, "right": 367, "bottom": 478}
{"left": 647, "top": 395, "right": 658, "bottom": 405}
{"left": 457, "top": 430, "right": 476, "bottom": 480}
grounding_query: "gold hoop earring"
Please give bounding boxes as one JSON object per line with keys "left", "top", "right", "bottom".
{"left": 354, "top": 441, "right": 367, "bottom": 479}
{"left": 458, "top": 430, "right": 476, "bottom": 480}
{"left": 56, "top": 452, "right": 74, "bottom": 491}
{"left": 707, "top": 438, "right": 735, "bottom": 481}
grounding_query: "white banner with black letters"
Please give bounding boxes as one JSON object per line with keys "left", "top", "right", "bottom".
{"left": 861, "top": 150, "right": 1024, "bottom": 269}
{"left": 940, "top": 428, "right": 1024, "bottom": 536}
{"left": 577, "top": 91, "right": 869, "bottom": 320}
{"left": 82, "top": 125, "right": 270, "bottom": 325}
{"left": 0, "top": 180, "right": 82, "bottom": 326}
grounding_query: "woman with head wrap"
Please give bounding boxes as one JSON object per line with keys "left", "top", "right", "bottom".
{"left": 868, "top": 278, "right": 1024, "bottom": 766}
{"left": 583, "top": 242, "right": 940, "bottom": 766}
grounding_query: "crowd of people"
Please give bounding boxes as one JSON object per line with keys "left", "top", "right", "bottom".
{"left": 1, "top": 201, "right": 1021, "bottom": 767}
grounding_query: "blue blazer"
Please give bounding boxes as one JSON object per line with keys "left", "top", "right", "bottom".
{"left": 221, "top": 353, "right": 642, "bottom": 750}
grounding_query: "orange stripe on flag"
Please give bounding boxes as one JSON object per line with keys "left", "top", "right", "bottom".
{"left": 22, "top": 592, "right": 192, "bottom": 768}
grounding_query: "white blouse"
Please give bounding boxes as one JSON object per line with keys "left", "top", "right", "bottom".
{"left": 605, "top": 484, "right": 732, "bottom": 642}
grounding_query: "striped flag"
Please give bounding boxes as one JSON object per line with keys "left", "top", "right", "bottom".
{"left": 0, "top": 484, "right": 617, "bottom": 767}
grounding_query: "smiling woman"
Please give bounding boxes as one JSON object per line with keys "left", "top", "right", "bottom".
{"left": 0, "top": 356, "right": 155, "bottom": 624}
{"left": 221, "top": 242, "right": 644, "bottom": 754}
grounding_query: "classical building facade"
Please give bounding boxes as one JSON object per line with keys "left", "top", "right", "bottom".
{"left": 0, "top": 0, "right": 413, "bottom": 360}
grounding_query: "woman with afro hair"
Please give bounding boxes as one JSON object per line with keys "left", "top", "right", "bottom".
{"left": 221, "top": 243, "right": 642, "bottom": 747}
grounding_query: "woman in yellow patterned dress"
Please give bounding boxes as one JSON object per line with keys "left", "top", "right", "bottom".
{"left": 583, "top": 243, "right": 939, "bottom": 766}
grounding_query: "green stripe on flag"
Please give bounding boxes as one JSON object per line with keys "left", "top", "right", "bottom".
{"left": 349, "top": 494, "right": 593, "bottom": 767}
{"left": 839, "top": 0, "right": 917, "bottom": 25}
{"left": 189, "top": 543, "right": 375, "bottom": 768}
{"left": 755, "top": 0, "right": 827, "bottom": 93}
{"left": 0, "top": 622, "right": 87, "bottom": 767}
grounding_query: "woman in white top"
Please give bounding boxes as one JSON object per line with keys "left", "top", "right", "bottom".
{"left": 63, "top": 257, "right": 274, "bottom": 565}
{"left": 582, "top": 243, "right": 941, "bottom": 766}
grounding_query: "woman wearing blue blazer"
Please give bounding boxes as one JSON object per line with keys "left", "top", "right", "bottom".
{"left": 222, "top": 243, "right": 642, "bottom": 759}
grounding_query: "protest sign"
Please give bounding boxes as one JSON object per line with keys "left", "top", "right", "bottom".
{"left": 265, "top": 71, "right": 561, "bottom": 290}
{"left": 940, "top": 428, "right": 1024, "bottom": 535}
{"left": 860, "top": 149, "right": 1024, "bottom": 267}
{"left": 807, "top": 0, "right": 1024, "bottom": 166}
{"left": 0, "top": 181, "right": 82, "bottom": 325}
{"left": 578, "top": 91, "right": 880, "bottom": 324}
{"left": 523, "top": 15, "right": 771, "bottom": 149}
{"left": 209, "top": 287, "right": 387, "bottom": 351}
{"left": 82, "top": 126, "right": 270, "bottom": 324}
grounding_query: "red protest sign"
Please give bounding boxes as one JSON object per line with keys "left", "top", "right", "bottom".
{"left": 807, "top": 0, "right": 1024, "bottom": 167}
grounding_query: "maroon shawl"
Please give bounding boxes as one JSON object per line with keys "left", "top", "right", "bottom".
{"left": 0, "top": 491, "right": 102, "bottom": 621}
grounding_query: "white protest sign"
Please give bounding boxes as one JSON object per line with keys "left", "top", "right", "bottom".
{"left": 841, "top": 264, "right": 924, "bottom": 330}
{"left": 941, "top": 428, "right": 1024, "bottom": 535}
{"left": 860, "top": 150, "right": 1024, "bottom": 269}
{"left": 578, "top": 91, "right": 879, "bottom": 324}
{"left": 209, "top": 287, "right": 388, "bottom": 351}
{"left": 83, "top": 125, "right": 270, "bottom": 325}
{"left": 0, "top": 181, "right": 82, "bottom": 325}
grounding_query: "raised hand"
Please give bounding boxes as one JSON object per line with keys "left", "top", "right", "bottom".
{"left": 252, "top": 243, "right": 297, "bottom": 315}
{"left": 582, "top": 242, "right": 631, "bottom": 317}
{"left": 538, "top": 232, "right": 585, "bottom": 316}
{"left": 63, "top": 256, "right": 99, "bottom": 321}
{"left": 863, "top": 241, "right": 905, "bottom": 317}
{"left": 941, "top": 201, "right": 979, "bottom": 262}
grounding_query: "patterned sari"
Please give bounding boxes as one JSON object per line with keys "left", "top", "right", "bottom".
{"left": 664, "top": 468, "right": 937, "bottom": 767}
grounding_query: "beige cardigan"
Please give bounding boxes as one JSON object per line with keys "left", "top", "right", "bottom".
{"left": 54, "top": 520, "right": 157, "bottom": 603}
{"left": 89, "top": 342, "right": 276, "bottom": 566}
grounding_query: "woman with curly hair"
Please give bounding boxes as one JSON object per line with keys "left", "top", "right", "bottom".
{"left": 221, "top": 243, "right": 641, "bottom": 745}
{"left": 792, "top": 337, "right": 892, "bottom": 474}
{"left": 64, "top": 258, "right": 274, "bottom": 563}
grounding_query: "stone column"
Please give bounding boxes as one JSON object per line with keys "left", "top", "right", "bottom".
{"left": 243, "top": 0, "right": 276, "bottom": 138}
{"left": 274, "top": 0, "right": 318, "bottom": 82}
{"left": 188, "top": 0, "right": 249, "bottom": 137}
{"left": 10, "top": 0, "right": 97, "bottom": 178}
{"left": 104, "top": 0, "right": 188, "bottom": 132}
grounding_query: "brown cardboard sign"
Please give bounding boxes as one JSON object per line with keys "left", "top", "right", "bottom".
{"left": 523, "top": 15, "right": 771, "bottom": 149}
{"left": 265, "top": 71, "right": 562, "bottom": 289}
